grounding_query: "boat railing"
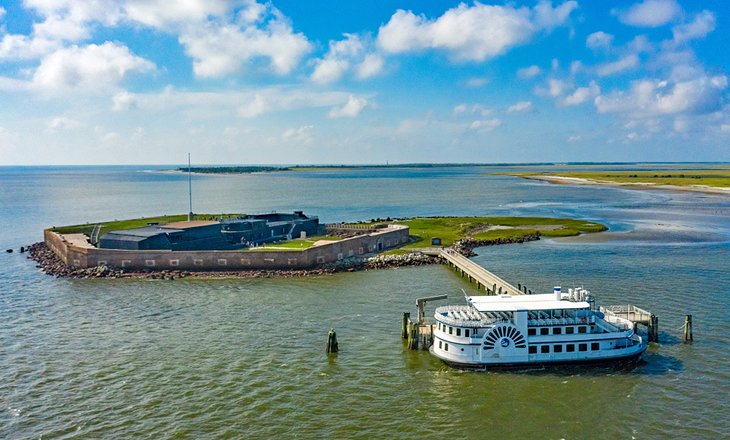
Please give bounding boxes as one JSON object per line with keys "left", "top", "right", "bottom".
{"left": 600, "top": 305, "right": 652, "bottom": 324}
{"left": 434, "top": 305, "right": 502, "bottom": 327}
{"left": 528, "top": 316, "right": 596, "bottom": 327}
{"left": 602, "top": 315, "right": 633, "bottom": 332}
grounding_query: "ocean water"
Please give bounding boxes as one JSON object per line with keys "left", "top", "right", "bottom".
{"left": 1, "top": 166, "right": 729, "bottom": 439}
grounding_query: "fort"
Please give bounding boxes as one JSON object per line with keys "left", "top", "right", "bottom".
{"left": 35, "top": 214, "right": 607, "bottom": 277}
{"left": 43, "top": 215, "right": 409, "bottom": 271}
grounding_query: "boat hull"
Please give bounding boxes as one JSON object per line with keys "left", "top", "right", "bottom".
{"left": 432, "top": 346, "right": 646, "bottom": 371}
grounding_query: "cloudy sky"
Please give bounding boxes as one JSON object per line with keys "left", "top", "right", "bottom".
{"left": 0, "top": 0, "right": 728, "bottom": 165}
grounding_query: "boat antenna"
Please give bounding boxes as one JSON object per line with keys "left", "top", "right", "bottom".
{"left": 187, "top": 153, "right": 193, "bottom": 221}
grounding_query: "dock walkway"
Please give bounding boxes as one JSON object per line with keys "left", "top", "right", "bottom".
{"left": 437, "top": 249, "right": 523, "bottom": 296}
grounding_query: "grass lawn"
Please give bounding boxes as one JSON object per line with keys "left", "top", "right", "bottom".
{"left": 508, "top": 169, "right": 730, "bottom": 188}
{"left": 359, "top": 217, "right": 606, "bottom": 249}
{"left": 250, "top": 235, "right": 339, "bottom": 251}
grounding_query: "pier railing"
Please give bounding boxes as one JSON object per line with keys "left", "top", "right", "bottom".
{"left": 601, "top": 305, "right": 652, "bottom": 325}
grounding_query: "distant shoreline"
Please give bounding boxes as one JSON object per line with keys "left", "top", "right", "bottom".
{"left": 523, "top": 175, "right": 730, "bottom": 196}
{"left": 168, "top": 162, "right": 730, "bottom": 175}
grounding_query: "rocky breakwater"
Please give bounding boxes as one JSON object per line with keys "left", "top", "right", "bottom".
{"left": 26, "top": 242, "right": 336, "bottom": 279}
{"left": 453, "top": 233, "right": 540, "bottom": 257}
{"left": 27, "top": 242, "right": 443, "bottom": 279}
{"left": 366, "top": 252, "right": 441, "bottom": 269}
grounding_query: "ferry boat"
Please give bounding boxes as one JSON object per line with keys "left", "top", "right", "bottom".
{"left": 430, "top": 287, "right": 647, "bottom": 368}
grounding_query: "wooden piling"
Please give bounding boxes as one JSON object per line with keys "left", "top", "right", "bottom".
{"left": 684, "top": 314, "right": 693, "bottom": 343}
{"left": 648, "top": 315, "right": 659, "bottom": 343}
{"left": 407, "top": 323, "right": 419, "bottom": 350}
{"left": 401, "top": 312, "right": 410, "bottom": 339}
{"left": 326, "top": 328, "right": 339, "bottom": 353}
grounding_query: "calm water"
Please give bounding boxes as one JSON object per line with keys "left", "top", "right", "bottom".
{"left": 1, "top": 166, "right": 729, "bottom": 439}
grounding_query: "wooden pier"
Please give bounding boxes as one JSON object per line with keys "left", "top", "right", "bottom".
{"left": 436, "top": 249, "right": 524, "bottom": 296}
{"left": 600, "top": 304, "right": 659, "bottom": 343}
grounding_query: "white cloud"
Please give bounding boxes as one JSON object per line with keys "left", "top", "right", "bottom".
{"left": 586, "top": 31, "right": 614, "bottom": 50}
{"left": 112, "top": 91, "right": 137, "bottom": 111}
{"left": 721, "top": 124, "right": 730, "bottom": 133}
{"left": 567, "top": 134, "right": 582, "bottom": 142}
{"left": 596, "top": 54, "right": 639, "bottom": 77}
{"left": 469, "top": 118, "right": 501, "bottom": 133}
{"left": 281, "top": 125, "right": 313, "bottom": 143}
{"left": 595, "top": 75, "right": 728, "bottom": 117}
{"left": 180, "top": 15, "right": 311, "bottom": 78}
{"left": 507, "top": 101, "right": 533, "bottom": 113}
{"left": 466, "top": 77, "right": 488, "bottom": 87}
{"left": 0, "top": 33, "right": 60, "bottom": 60}
{"left": 329, "top": 95, "right": 368, "bottom": 118}
{"left": 533, "top": 0, "right": 578, "bottom": 29}
{"left": 356, "top": 53, "right": 384, "bottom": 79}
{"left": 616, "top": 0, "right": 681, "bottom": 28}
{"left": 238, "top": 94, "right": 270, "bottom": 118}
{"left": 570, "top": 60, "right": 583, "bottom": 75}
{"left": 99, "top": 86, "right": 356, "bottom": 121}
{"left": 311, "top": 34, "right": 382, "bottom": 84}
{"left": 454, "top": 104, "right": 492, "bottom": 117}
{"left": 122, "top": 0, "right": 229, "bottom": 29}
{"left": 517, "top": 65, "right": 541, "bottom": 79}
{"left": 47, "top": 116, "right": 81, "bottom": 131}
{"left": 562, "top": 81, "right": 600, "bottom": 106}
{"left": 377, "top": 1, "right": 576, "bottom": 62}
{"left": 536, "top": 78, "right": 567, "bottom": 97}
{"left": 0, "top": 7, "right": 5, "bottom": 20}
{"left": 673, "top": 11, "right": 716, "bottom": 43}
{"left": 33, "top": 42, "right": 154, "bottom": 91}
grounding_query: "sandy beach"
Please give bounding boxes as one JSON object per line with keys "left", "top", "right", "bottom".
{"left": 524, "top": 175, "right": 730, "bottom": 196}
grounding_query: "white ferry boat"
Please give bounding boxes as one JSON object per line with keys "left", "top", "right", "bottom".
{"left": 430, "top": 287, "right": 647, "bottom": 368}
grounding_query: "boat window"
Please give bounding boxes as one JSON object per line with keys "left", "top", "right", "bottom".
{"left": 553, "top": 345, "right": 563, "bottom": 353}
{"left": 449, "top": 327, "right": 453, "bottom": 335}
{"left": 565, "top": 327, "right": 574, "bottom": 334}
{"left": 591, "top": 342, "right": 600, "bottom": 350}
{"left": 445, "top": 343, "right": 449, "bottom": 352}
{"left": 529, "top": 346, "right": 537, "bottom": 354}
{"left": 579, "top": 343, "right": 588, "bottom": 352}
{"left": 439, "top": 341, "right": 442, "bottom": 349}
{"left": 465, "top": 329, "right": 470, "bottom": 337}
{"left": 456, "top": 328, "right": 461, "bottom": 336}
{"left": 540, "top": 328, "right": 549, "bottom": 335}
{"left": 553, "top": 327, "right": 561, "bottom": 335}
{"left": 528, "top": 328, "right": 536, "bottom": 336}
{"left": 578, "top": 326, "right": 587, "bottom": 334}
{"left": 541, "top": 345, "right": 550, "bottom": 353}
{"left": 566, "top": 344, "right": 575, "bottom": 352}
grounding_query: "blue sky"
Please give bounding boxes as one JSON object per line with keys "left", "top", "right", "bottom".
{"left": 0, "top": 0, "right": 728, "bottom": 165}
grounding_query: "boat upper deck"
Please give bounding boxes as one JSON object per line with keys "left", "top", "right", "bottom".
{"left": 466, "top": 293, "right": 590, "bottom": 312}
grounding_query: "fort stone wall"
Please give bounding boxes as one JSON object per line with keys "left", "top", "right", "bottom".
{"left": 44, "top": 225, "right": 409, "bottom": 271}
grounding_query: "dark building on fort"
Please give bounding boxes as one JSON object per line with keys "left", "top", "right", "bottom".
{"left": 99, "top": 211, "right": 320, "bottom": 251}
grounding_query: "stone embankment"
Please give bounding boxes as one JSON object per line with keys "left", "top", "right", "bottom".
{"left": 453, "top": 233, "right": 540, "bottom": 256}
{"left": 27, "top": 242, "right": 336, "bottom": 279}
{"left": 27, "top": 235, "right": 533, "bottom": 280}
{"left": 27, "top": 242, "right": 441, "bottom": 279}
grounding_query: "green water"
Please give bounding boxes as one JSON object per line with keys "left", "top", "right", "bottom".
{"left": 1, "top": 166, "right": 729, "bottom": 438}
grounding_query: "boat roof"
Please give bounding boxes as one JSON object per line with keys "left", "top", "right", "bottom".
{"left": 466, "top": 293, "right": 589, "bottom": 312}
